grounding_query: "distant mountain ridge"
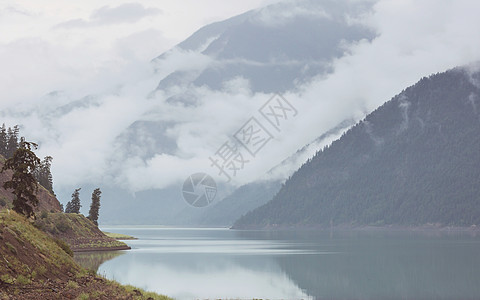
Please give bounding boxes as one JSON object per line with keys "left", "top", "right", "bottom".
{"left": 97, "top": 0, "right": 375, "bottom": 225}
{"left": 233, "top": 66, "right": 480, "bottom": 229}
{"left": 154, "top": 0, "right": 374, "bottom": 95}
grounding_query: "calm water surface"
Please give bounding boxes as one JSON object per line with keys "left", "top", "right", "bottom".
{"left": 76, "top": 227, "right": 480, "bottom": 300}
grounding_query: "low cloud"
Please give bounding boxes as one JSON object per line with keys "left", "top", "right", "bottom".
{"left": 2, "top": 0, "right": 480, "bottom": 195}
{"left": 92, "top": 3, "right": 161, "bottom": 24}
{"left": 56, "top": 3, "right": 161, "bottom": 28}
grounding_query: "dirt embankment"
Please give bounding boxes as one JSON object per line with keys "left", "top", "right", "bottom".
{"left": 0, "top": 210, "right": 169, "bottom": 300}
{"left": 1, "top": 155, "right": 129, "bottom": 252}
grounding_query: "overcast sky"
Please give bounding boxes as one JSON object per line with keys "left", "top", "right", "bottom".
{"left": 0, "top": 0, "right": 274, "bottom": 105}
{"left": 1, "top": 0, "right": 480, "bottom": 195}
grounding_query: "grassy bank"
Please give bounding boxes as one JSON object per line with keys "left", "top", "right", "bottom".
{"left": 34, "top": 212, "right": 131, "bottom": 251}
{"left": 103, "top": 231, "right": 137, "bottom": 240}
{"left": 0, "top": 209, "right": 171, "bottom": 299}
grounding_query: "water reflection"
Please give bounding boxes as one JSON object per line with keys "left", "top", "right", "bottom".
{"left": 100, "top": 253, "right": 310, "bottom": 299}
{"left": 74, "top": 250, "right": 125, "bottom": 273}
{"left": 85, "top": 227, "right": 480, "bottom": 300}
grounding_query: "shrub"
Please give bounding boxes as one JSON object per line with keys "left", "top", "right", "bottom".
{"left": 0, "top": 274, "right": 15, "bottom": 284}
{"left": 40, "top": 210, "right": 48, "bottom": 219}
{"left": 56, "top": 220, "right": 71, "bottom": 233}
{"left": 76, "top": 292, "right": 90, "bottom": 300}
{"left": 54, "top": 238, "right": 73, "bottom": 257}
{"left": 66, "top": 280, "right": 79, "bottom": 289}
{"left": 16, "top": 275, "right": 31, "bottom": 285}
{"left": 36, "top": 265, "right": 47, "bottom": 276}
{"left": 5, "top": 242, "right": 17, "bottom": 254}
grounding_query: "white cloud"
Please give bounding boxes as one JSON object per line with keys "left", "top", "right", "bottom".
{"left": 92, "top": 3, "right": 161, "bottom": 24}
{"left": 56, "top": 3, "right": 162, "bottom": 28}
{"left": 254, "top": 2, "right": 331, "bottom": 26}
{"left": 1, "top": 0, "right": 480, "bottom": 195}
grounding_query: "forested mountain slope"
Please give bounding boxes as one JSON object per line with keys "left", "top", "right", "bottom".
{"left": 233, "top": 66, "right": 480, "bottom": 229}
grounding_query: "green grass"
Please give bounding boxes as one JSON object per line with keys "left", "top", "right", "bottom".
{"left": 0, "top": 209, "right": 80, "bottom": 277}
{"left": 76, "top": 292, "right": 89, "bottom": 300}
{"left": 34, "top": 212, "right": 130, "bottom": 250}
{"left": 16, "top": 275, "right": 31, "bottom": 285}
{"left": 66, "top": 280, "right": 80, "bottom": 289}
{"left": 102, "top": 231, "right": 137, "bottom": 240}
{"left": 0, "top": 209, "right": 172, "bottom": 299}
{"left": 115, "top": 283, "right": 172, "bottom": 300}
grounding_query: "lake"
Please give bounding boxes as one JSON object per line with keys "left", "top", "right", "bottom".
{"left": 75, "top": 227, "right": 480, "bottom": 299}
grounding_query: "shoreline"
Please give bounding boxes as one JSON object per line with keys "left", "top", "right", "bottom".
{"left": 72, "top": 245, "right": 131, "bottom": 252}
{"left": 102, "top": 231, "right": 138, "bottom": 240}
{"left": 231, "top": 223, "right": 480, "bottom": 232}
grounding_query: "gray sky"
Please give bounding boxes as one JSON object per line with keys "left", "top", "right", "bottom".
{"left": 0, "top": 0, "right": 273, "bottom": 104}
{"left": 1, "top": 0, "right": 480, "bottom": 193}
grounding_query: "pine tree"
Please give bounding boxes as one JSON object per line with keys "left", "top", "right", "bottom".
{"left": 6, "top": 125, "right": 20, "bottom": 158}
{"left": 87, "top": 188, "right": 101, "bottom": 226}
{"left": 0, "top": 123, "right": 7, "bottom": 157}
{"left": 70, "top": 188, "right": 81, "bottom": 214}
{"left": 1, "top": 141, "right": 41, "bottom": 218}
{"left": 65, "top": 201, "right": 73, "bottom": 213}
{"left": 34, "top": 156, "right": 55, "bottom": 195}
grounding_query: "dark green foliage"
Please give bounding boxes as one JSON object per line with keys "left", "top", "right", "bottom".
{"left": 34, "top": 156, "right": 55, "bottom": 195}
{"left": 64, "top": 201, "right": 73, "bottom": 213}
{"left": 234, "top": 67, "right": 480, "bottom": 228}
{"left": 87, "top": 188, "right": 101, "bottom": 226}
{"left": 0, "top": 124, "right": 55, "bottom": 196}
{"left": 69, "top": 188, "right": 81, "bottom": 214}
{"left": 5, "top": 125, "right": 19, "bottom": 159}
{"left": 0, "top": 124, "right": 25, "bottom": 159}
{"left": 0, "top": 124, "right": 7, "bottom": 157}
{"left": 40, "top": 210, "right": 48, "bottom": 219}
{"left": 1, "top": 141, "right": 41, "bottom": 218}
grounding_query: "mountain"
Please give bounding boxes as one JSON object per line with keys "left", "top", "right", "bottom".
{"left": 233, "top": 66, "right": 480, "bottom": 229}
{"left": 97, "top": 117, "right": 353, "bottom": 226}
{"left": 183, "top": 118, "right": 355, "bottom": 227}
{"left": 117, "top": 0, "right": 375, "bottom": 162}
{"left": 0, "top": 0, "right": 378, "bottom": 226}
{"left": 95, "top": 0, "right": 375, "bottom": 225}
{"left": 187, "top": 180, "right": 282, "bottom": 227}
{"left": 154, "top": 0, "right": 374, "bottom": 95}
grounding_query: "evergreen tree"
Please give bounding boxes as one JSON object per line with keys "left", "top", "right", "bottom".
{"left": 0, "top": 123, "right": 7, "bottom": 157}
{"left": 34, "top": 156, "right": 55, "bottom": 195}
{"left": 65, "top": 201, "right": 73, "bottom": 213}
{"left": 1, "top": 141, "right": 41, "bottom": 218}
{"left": 70, "top": 188, "right": 81, "bottom": 214}
{"left": 5, "top": 125, "right": 19, "bottom": 158}
{"left": 87, "top": 188, "right": 101, "bottom": 226}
